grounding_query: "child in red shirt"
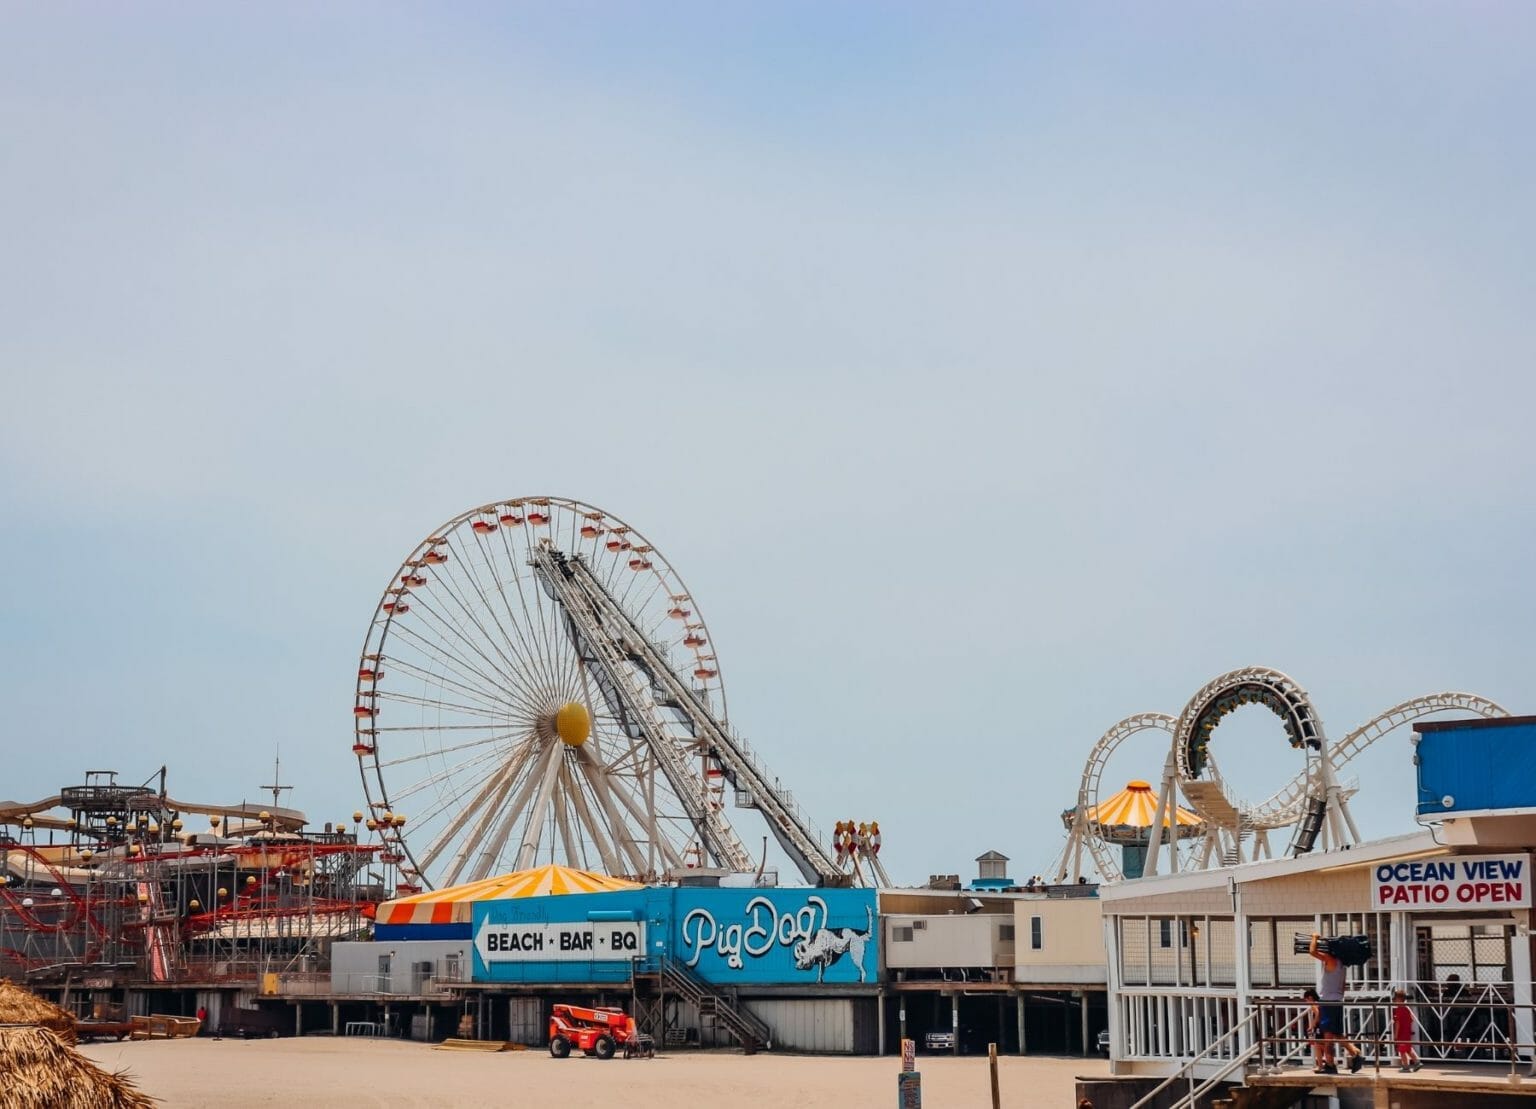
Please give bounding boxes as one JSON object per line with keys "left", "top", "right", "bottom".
{"left": 1392, "top": 989, "right": 1421, "bottom": 1072}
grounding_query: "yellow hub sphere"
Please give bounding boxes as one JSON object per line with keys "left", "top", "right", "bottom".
{"left": 555, "top": 701, "right": 591, "bottom": 747}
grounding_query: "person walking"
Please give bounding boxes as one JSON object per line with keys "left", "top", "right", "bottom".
{"left": 1302, "top": 988, "right": 1328, "bottom": 1073}
{"left": 1308, "top": 932, "right": 1364, "bottom": 1073}
{"left": 1392, "top": 989, "right": 1422, "bottom": 1072}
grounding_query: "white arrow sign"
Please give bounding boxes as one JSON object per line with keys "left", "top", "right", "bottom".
{"left": 475, "top": 918, "right": 645, "bottom": 963}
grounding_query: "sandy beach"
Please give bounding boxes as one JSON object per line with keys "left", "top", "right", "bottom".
{"left": 79, "top": 1038, "right": 1107, "bottom": 1109}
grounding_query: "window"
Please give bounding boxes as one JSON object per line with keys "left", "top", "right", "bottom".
{"left": 999, "top": 924, "right": 1015, "bottom": 942}
{"left": 1159, "top": 919, "right": 1172, "bottom": 949}
{"left": 892, "top": 926, "right": 914, "bottom": 942}
{"left": 1030, "top": 916, "right": 1043, "bottom": 950}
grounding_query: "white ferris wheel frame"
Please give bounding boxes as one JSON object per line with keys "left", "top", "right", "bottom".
{"left": 350, "top": 496, "right": 745, "bottom": 890}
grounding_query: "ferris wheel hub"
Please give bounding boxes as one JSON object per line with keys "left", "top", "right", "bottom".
{"left": 555, "top": 701, "right": 591, "bottom": 748}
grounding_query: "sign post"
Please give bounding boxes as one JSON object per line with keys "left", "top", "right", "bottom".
{"left": 898, "top": 1037, "right": 920, "bottom": 1108}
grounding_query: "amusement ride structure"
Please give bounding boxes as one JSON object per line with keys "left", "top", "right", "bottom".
{"left": 1059, "top": 666, "right": 1507, "bottom": 883}
{"left": 0, "top": 768, "right": 377, "bottom": 988}
{"left": 352, "top": 497, "right": 887, "bottom": 891}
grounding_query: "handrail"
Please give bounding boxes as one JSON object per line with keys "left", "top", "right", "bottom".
{"left": 1184, "top": 1009, "right": 1308, "bottom": 1108}
{"left": 1130, "top": 1006, "right": 1308, "bottom": 1109}
{"left": 1127, "top": 1008, "right": 1260, "bottom": 1109}
{"left": 1253, "top": 995, "right": 1536, "bottom": 1080}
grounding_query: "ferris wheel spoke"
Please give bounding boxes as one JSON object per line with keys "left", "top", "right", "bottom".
{"left": 472, "top": 739, "right": 562, "bottom": 881}
{"left": 385, "top": 616, "right": 515, "bottom": 708}
{"left": 396, "top": 591, "right": 553, "bottom": 719}
{"left": 411, "top": 743, "right": 537, "bottom": 847}
{"left": 380, "top": 654, "right": 524, "bottom": 718}
{"left": 492, "top": 523, "right": 579, "bottom": 700}
{"left": 428, "top": 540, "right": 552, "bottom": 705}
{"left": 467, "top": 523, "right": 577, "bottom": 703}
{"left": 571, "top": 749, "right": 647, "bottom": 874}
{"left": 379, "top": 730, "right": 522, "bottom": 769}
{"left": 456, "top": 529, "right": 568, "bottom": 703}
{"left": 561, "top": 763, "right": 623, "bottom": 874}
{"left": 387, "top": 598, "right": 529, "bottom": 706}
{"left": 419, "top": 769, "right": 512, "bottom": 875}
{"left": 374, "top": 690, "right": 511, "bottom": 720}
{"left": 512, "top": 741, "right": 569, "bottom": 871}
{"left": 386, "top": 743, "right": 512, "bottom": 805}
{"left": 553, "top": 775, "right": 581, "bottom": 870}
{"left": 521, "top": 545, "right": 583, "bottom": 710}
{"left": 372, "top": 723, "right": 507, "bottom": 732}
{"left": 439, "top": 768, "right": 521, "bottom": 886}
{"left": 416, "top": 557, "right": 555, "bottom": 712}
{"left": 439, "top": 738, "right": 548, "bottom": 882}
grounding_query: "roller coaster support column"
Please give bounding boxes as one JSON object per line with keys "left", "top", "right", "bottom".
{"left": 1318, "top": 746, "right": 1360, "bottom": 850}
{"left": 1142, "top": 750, "right": 1180, "bottom": 878}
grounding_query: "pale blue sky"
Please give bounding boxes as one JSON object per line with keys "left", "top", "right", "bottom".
{"left": 2, "top": 3, "right": 1533, "bottom": 884}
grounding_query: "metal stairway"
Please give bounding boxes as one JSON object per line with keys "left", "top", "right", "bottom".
{"left": 1126, "top": 1007, "right": 1310, "bottom": 1109}
{"left": 660, "top": 958, "right": 772, "bottom": 1055}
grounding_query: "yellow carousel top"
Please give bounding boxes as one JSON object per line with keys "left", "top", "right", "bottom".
{"left": 1089, "top": 780, "right": 1202, "bottom": 830}
{"left": 377, "top": 864, "right": 644, "bottom": 926}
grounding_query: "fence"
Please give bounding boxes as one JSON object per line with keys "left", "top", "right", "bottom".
{"left": 1254, "top": 990, "right": 1536, "bottom": 1078}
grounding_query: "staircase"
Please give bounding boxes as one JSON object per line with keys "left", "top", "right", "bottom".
{"left": 1220, "top": 824, "right": 1254, "bottom": 867}
{"left": 1127, "top": 1007, "right": 1311, "bottom": 1109}
{"left": 660, "top": 958, "right": 772, "bottom": 1054}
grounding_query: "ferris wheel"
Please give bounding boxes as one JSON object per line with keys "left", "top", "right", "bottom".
{"left": 351, "top": 497, "right": 844, "bottom": 891}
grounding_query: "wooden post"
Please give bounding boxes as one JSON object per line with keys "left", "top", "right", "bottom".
{"left": 988, "top": 1042, "right": 1000, "bottom": 1109}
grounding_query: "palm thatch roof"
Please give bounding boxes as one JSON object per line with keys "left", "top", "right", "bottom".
{"left": 0, "top": 1026, "right": 156, "bottom": 1108}
{"left": 0, "top": 982, "right": 75, "bottom": 1046}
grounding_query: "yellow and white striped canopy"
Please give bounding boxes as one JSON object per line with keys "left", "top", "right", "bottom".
{"left": 378, "top": 864, "right": 643, "bottom": 927}
{"left": 1089, "top": 781, "right": 1202, "bottom": 831}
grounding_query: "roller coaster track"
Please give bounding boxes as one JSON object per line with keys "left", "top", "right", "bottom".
{"left": 1070, "top": 674, "right": 1508, "bottom": 880}
{"left": 1073, "top": 713, "right": 1179, "bottom": 882}
{"left": 1247, "top": 691, "right": 1507, "bottom": 828}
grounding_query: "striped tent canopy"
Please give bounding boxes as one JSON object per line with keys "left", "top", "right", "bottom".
{"left": 377, "top": 864, "right": 644, "bottom": 927}
{"left": 1088, "top": 780, "right": 1201, "bottom": 840}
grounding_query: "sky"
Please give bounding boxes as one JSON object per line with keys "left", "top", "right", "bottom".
{"left": 2, "top": 3, "right": 1533, "bottom": 887}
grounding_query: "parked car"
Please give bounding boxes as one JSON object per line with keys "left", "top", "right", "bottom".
{"left": 924, "top": 1028, "right": 955, "bottom": 1053}
{"left": 1097, "top": 1029, "right": 1111, "bottom": 1056}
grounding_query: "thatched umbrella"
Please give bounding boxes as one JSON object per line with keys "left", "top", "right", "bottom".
{"left": 0, "top": 982, "right": 75, "bottom": 1046}
{"left": 0, "top": 1026, "right": 156, "bottom": 1108}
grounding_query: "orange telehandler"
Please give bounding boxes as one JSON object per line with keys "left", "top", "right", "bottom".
{"left": 547, "top": 1004, "right": 654, "bottom": 1059}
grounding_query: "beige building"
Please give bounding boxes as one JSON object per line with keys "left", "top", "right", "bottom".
{"left": 1014, "top": 895, "right": 1107, "bottom": 985}
{"left": 1100, "top": 830, "right": 1535, "bottom": 1080}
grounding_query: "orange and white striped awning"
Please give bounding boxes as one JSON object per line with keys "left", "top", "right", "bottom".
{"left": 377, "top": 864, "right": 644, "bottom": 927}
{"left": 1088, "top": 780, "right": 1202, "bottom": 830}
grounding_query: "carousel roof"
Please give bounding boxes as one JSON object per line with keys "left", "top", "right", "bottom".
{"left": 1089, "top": 780, "right": 1202, "bottom": 831}
{"left": 377, "top": 864, "right": 643, "bottom": 927}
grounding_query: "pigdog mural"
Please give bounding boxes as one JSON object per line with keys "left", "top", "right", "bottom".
{"left": 676, "top": 889, "right": 877, "bottom": 985}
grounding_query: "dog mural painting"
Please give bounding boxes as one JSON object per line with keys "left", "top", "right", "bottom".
{"left": 677, "top": 889, "right": 879, "bottom": 986}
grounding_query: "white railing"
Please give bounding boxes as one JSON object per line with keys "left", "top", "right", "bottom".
{"left": 728, "top": 729, "right": 827, "bottom": 852}
{"left": 331, "top": 973, "right": 405, "bottom": 995}
{"left": 1116, "top": 988, "right": 1244, "bottom": 1063}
